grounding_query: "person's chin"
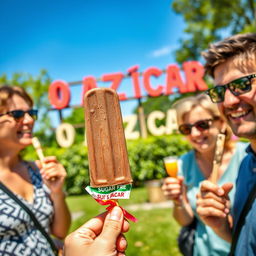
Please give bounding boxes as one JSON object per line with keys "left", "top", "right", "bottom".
{"left": 232, "top": 125, "right": 256, "bottom": 139}
{"left": 18, "top": 139, "right": 32, "bottom": 148}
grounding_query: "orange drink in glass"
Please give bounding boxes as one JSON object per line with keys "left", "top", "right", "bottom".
{"left": 163, "top": 156, "right": 178, "bottom": 177}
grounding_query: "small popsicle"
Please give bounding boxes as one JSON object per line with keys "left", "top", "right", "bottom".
{"left": 31, "top": 137, "right": 45, "bottom": 167}
{"left": 209, "top": 133, "right": 226, "bottom": 183}
{"left": 84, "top": 88, "right": 132, "bottom": 188}
{"left": 32, "top": 137, "right": 55, "bottom": 181}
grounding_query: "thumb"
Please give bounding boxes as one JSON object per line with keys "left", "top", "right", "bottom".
{"left": 221, "top": 182, "right": 233, "bottom": 196}
{"left": 100, "top": 206, "right": 123, "bottom": 244}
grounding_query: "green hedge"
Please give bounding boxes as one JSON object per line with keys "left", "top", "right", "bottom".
{"left": 23, "top": 134, "right": 191, "bottom": 195}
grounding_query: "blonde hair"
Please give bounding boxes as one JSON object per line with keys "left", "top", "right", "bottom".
{"left": 0, "top": 85, "right": 33, "bottom": 112}
{"left": 202, "top": 33, "right": 256, "bottom": 78}
{"left": 173, "top": 93, "right": 233, "bottom": 150}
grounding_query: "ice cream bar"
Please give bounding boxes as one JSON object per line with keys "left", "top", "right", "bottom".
{"left": 84, "top": 88, "right": 132, "bottom": 187}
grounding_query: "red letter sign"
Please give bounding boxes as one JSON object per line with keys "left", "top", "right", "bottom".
{"left": 143, "top": 67, "right": 163, "bottom": 97}
{"left": 183, "top": 61, "right": 208, "bottom": 92}
{"left": 101, "top": 72, "right": 126, "bottom": 100}
{"left": 166, "top": 65, "right": 185, "bottom": 94}
{"left": 81, "top": 76, "right": 97, "bottom": 104}
{"left": 128, "top": 65, "right": 142, "bottom": 99}
{"left": 48, "top": 80, "right": 70, "bottom": 109}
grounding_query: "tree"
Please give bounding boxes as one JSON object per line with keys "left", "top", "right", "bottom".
{"left": 172, "top": 0, "right": 256, "bottom": 63}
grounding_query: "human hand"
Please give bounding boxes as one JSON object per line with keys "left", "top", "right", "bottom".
{"left": 64, "top": 206, "right": 129, "bottom": 256}
{"left": 36, "top": 156, "right": 67, "bottom": 193}
{"left": 196, "top": 180, "right": 233, "bottom": 230}
{"left": 162, "top": 176, "right": 184, "bottom": 204}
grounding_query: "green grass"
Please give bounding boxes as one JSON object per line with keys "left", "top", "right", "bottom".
{"left": 66, "top": 187, "right": 182, "bottom": 256}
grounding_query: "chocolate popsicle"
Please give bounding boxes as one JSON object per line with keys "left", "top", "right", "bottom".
{"left": 84, "top": 88, "right": 132, "bottom": 188}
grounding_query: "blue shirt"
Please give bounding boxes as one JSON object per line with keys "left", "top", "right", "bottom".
{"left": 179, "top": 142, "right": 248, "bottom": 256}
{"left": 233, "top": 145, "right": 256, "bottom": 255}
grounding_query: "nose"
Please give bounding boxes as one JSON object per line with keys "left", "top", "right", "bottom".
{"left": 190, "top": 126, "right": 202, "bottom": 137}
{"left": 222, "top": 88, "right": 240, "bottom": 108}
{"left": 22, "top": 113, "right": 35, "bottom": 124}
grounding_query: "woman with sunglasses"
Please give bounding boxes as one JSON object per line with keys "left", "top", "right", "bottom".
{"left": 162, "top": 93, "right": 247, "bottom": 256}
{"left": 0, "top": 85, "right": 71, "bottom": 255}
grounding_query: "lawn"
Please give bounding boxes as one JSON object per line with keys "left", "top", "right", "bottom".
{"left": 66, "top": 187, "right": 182, "bottom": 256}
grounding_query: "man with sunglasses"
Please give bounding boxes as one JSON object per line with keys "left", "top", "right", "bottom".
{"left": 196, "top": 33, "right": 256, "bottom": 255}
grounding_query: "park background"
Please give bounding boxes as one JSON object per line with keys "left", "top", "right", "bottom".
{"left": 0, "top": 1, "right": 255, "bottom": 255}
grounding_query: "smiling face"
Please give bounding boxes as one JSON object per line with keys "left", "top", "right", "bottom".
{"left": 0, "top": 95, "right": 35, "bottom": 153}
{"left": 181, "top": 106, "right": 223, "bottom": 154}
{"left": 214, "top": 58, "right": 256, "bottom": 140}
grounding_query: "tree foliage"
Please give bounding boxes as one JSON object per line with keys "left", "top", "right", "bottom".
{"left": 172, "top": 0, "right": 256, "bottom": 63}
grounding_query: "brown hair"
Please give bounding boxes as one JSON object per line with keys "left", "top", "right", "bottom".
{"left": 173, "top": 93, "right": 234, "bottom": 150}
{"left": 0, "top": 85, "right": 33, "bottom": 112}
{"left": 202, "top": 33, "right": 256, "bottom": 77}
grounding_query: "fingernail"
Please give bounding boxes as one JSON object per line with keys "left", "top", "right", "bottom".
{"left": 110, "top": 206, "right": 122, "bottom": 221}
{"left": 120, "top": 237, "right": 127, "bottom": 248}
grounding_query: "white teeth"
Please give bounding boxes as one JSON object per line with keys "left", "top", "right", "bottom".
{"left": 230, "top": 111, "right": 248, "bottom": 118}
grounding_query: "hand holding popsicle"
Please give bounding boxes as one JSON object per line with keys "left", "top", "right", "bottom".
{"left": 64, "top": 206, "right": 129, "bottom": 256}
{"left": 84, "top": 88, "right": 136, "bottom": 223}
{"left": 32, "top": 137, "right": 65, "bottom": 186}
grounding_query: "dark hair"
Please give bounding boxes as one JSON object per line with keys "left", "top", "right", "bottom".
{"left": 202, "top": 33, "right": 256, "bottom": 77}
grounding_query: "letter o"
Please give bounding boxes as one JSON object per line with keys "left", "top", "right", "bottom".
{"left": 56, "top": 123, "right": 75, "bottom": 148}
{"left": 48, "top": 80, "right": 71, "bottom": 109}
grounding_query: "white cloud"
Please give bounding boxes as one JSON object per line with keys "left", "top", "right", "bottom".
{"left": 149, "top": 45, "right": 173, "bottom": 58}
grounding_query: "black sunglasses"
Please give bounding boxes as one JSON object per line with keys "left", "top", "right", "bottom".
{"left": 206, "top": 74, "right": 256, "bottom": 103}
{"left": 179, "top": 119, "right": 216, "bottom": 135}
{"left": 0, "top": 109, "right": 38, "bottom": 120}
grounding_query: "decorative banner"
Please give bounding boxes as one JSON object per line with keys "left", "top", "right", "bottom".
{"left": 48, "top": 61, "right": 208, "bottom": 108}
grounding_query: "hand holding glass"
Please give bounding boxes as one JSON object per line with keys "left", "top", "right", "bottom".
{"left": 163, "top": 156, "right": 178, "bottom": 177}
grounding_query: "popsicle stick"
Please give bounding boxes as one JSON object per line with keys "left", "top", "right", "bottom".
{"left": 32, "top": 137, "right": 45, "bottom": 167}
{"left": 209, "top": 133, "right": 226, "bottom": 183}
{"left": 32, "top": 137, "right": 55, "bottom": 181}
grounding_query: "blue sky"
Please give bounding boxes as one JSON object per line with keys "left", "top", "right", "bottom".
{"left": 0, "top": 0, "right": 185, "bottom": 125}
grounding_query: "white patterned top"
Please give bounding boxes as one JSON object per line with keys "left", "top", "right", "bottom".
{"left": 0, "top": 163, "right": 54, "bottom": 256}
